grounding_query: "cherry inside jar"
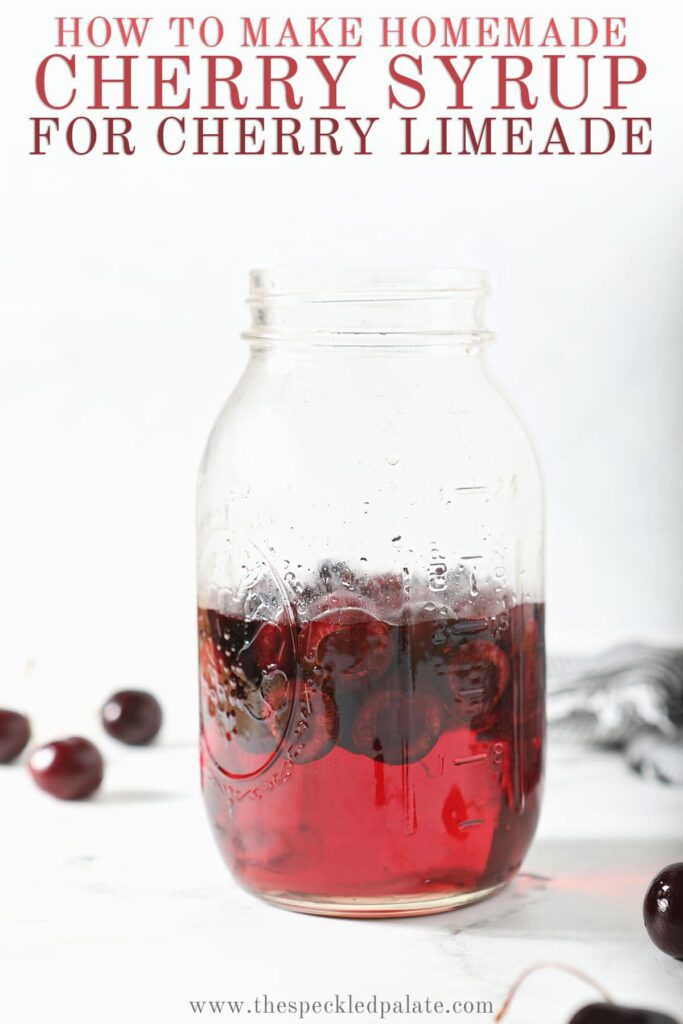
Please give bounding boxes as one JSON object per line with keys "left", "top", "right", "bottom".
{"left": 197, "top": 269, "right": 545, "bottom": 916}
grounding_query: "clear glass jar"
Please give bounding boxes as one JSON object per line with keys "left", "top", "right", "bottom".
{"left": 197, "top": 269, "right": 545, "bottom": 918}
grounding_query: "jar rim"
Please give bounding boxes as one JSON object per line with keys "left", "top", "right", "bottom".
{"left": 244, "top": 268, "right": 493, "bottom": 347}
{"left": 248, "top": 267, "right": 490, "bottom": 303}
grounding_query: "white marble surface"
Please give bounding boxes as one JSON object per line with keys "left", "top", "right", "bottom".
{"left": 2, "top": 737, "right": 682, "bottom": 1024}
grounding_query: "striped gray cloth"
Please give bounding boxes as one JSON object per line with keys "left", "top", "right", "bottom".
{"left": 547, "top": 645, "right": 683, "bottom": 785}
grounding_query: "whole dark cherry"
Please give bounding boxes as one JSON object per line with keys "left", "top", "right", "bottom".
{"left": 0, "top": 709, "right": 31, "bottom": 763}
{"left": 28, "top": 737, "right": 104, "bottom": 800}
{"left": 352, "top": 686, "right": 443, "bottom": 765}
{"left": 644, "top": 862, "right": 683, "bottom": 960}
{"left": 569, "top": 1006, "right": 679, "bottom": 1023}
{"left": 101, "top": 690, "right": 163, "bottom": 745}
{"left": 298, "top": 602, "right": 393, "bottom": 691}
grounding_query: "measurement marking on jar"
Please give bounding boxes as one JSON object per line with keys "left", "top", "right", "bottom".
{"left": 454, "top": 486, "right": 488, "bottom": 493}
{"left": 458, "top": 818, "right": 484, "bottom": 830}
{"left": 449, "top": 617, "right": 489, "bottom": 635}
{"left": 453, "top": 753, "right": 488, "bottom": 766}
{"left": 461, "top": 554, "right": 482, "bottom": 561}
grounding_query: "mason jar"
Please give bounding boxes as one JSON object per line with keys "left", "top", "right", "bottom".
{"left": 196, "top": 269, "right": 545, "bottom": 918}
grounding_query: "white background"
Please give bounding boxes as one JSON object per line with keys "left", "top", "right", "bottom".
{"left": 1, "top": 4, "right": 682, "bottom": 1024}
{"left": 0, "top": 1, "right": 681, "bottom": 727}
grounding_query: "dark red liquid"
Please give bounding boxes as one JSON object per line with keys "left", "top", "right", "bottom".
{"left": 199, "top": 595, "right": 544, "bottom": 911}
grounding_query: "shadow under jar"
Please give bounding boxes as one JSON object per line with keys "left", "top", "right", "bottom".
{"left": 197, "top": 269, "right": 545, "bottom": 918}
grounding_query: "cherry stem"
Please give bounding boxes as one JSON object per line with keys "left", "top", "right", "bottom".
{"left": 494, "top": 962, "right": 614, "bottom": 1022}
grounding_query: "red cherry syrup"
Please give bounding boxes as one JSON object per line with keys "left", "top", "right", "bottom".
{"left": 198, "top": 596, "right": 544, "bottom": 912}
